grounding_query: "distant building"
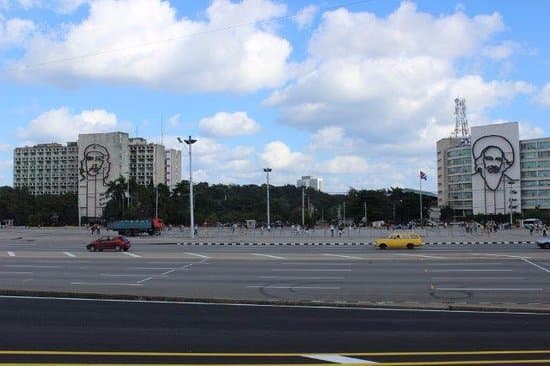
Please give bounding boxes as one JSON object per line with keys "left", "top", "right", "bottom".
{"left": 297, "top": 175, "right": 323, "bottom": 191}
{"left": 165, "top": 149, "right": 182, "bottom": 191}
{"left": 13, "top": 132, "right": 181, "bottom": 224}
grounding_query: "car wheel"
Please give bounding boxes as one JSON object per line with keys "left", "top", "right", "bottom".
{"left": 123, "top": 248, "right": 129, "bottom": 252}
{"left": 115, "top": 245, "right": 121, "bottom": 252}
{"left": 88, "top": 245, "right": 96, "bottom": 252}
{"left": 379, "top": 243, "right": 387, "bottom": 250}
{"left": 406, "top": 243, "right": 415, "bottom": 249}
{"left": 545, "top": 243, "right": 550, "bottom": 249}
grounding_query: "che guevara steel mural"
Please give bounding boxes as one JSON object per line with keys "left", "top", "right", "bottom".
{"left": 79, "top": 144, "right": 111, "bottom": 219}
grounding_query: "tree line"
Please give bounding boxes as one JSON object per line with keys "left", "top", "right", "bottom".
{"left": 0, "top": 178, "right": 437, "bottom": 226}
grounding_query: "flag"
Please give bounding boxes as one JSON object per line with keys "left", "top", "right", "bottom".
{"left": 420, "top": 171, "right": 427, "bottom": 181}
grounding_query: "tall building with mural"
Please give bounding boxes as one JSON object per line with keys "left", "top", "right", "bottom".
{"left": 13, "top": 132, "right": 181, "bottom": 224}
{"left": 437, "top": 121, "right": 550, "bottom": 218}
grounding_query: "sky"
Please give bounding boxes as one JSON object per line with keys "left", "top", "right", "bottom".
{"left": 1, "top": 0, "right": 549, "bottom": 194}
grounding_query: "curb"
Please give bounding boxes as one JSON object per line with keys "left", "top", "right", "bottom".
{"left": 1, "top": 289, "right": 548, "bottom": 314}
{"left": 172, "top": 241, "right": 536, "bottom": 246}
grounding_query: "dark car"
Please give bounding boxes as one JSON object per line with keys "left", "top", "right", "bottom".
{"left": 536, "top": 237, "right": 550, "bottom": 249}
{"left": 87, "top": 236, "right": 131, "bottom": 252}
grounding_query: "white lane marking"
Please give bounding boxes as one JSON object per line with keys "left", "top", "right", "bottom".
{"left": 304, "top": 354, "right": 376, "bottom": 364}
{"left": 136, "top": 276, "right": 153, "bottom": 284}
{"left": 259, "top": 276, "right": 345, "bottom": 280}
{"left": 0, "top": 271, "right": 33, "bottom": 275}
{"left": 7, "top": 251, "right": 15, "bottom": 257}
{"left": 100, "top": 274, "right": 146, "bottom": 277}
{"left": 435, "top": 287, "right": 543, "bottom": 291}
{"left": 133, "top": 267, "right": 174, "bottom": 270}
{"left": 281, "top": 262, "right": 352, "bottom": 266}
{"left": 431, "top": 277, "right": 525, "bottom": 281}
{"left": 71, "top": 282, "right": 143, "bottom": 286}
{"left": 5, "top": 265, "right": 62, "bottom": 268}
{"left": 272, "top": 269, "right": 352, "bottom": 272}
{"left": 183, "top": 252, "right": 210, "bottom": 259}
{"left": 522, "top": 258, "right": 550, "bottom": 274}
{"left": 396, "top": 254, "right": 447, "bottom": 259}
{"left": 251, "top": 253, "right": 286, "bottom": 260}
{"left": 63, "top": 251, "right": 76, "bottom": 258}
{"left": 247, "top": 285, "right": 340, "bottom": 290}
{"left": 427, "top": 262, "right": 505, "bottom": 266}
{"left": 322, "top": 254, "right": 362, "bottom": 260}
{"left": 161, "top": 269, "right": 177, "bottom": 275}
{"left": 0, "top": 295, "right": 542, "bottom": 315}
{"left": 428, "top": 269, "right": 513, "bottom": 273}
{"left": 124, "top": 252, "right": 141, "bottom": 258}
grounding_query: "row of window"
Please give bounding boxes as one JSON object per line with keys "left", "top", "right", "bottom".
{"left": 448, "top": 166, "right": 471, "bottom": 174}
{"left": 522, "top": 199, "right": 550, "bottom": 207}
{"left": 521, "top": 179, "right": 550, "bottom": 187}
{"left": 448, "top": 174, "right": 472, "bottom": 183}
{"left": 448, "top": 157, "right": 472, "bottom": 166}
{"left": 447, "top": 148, "right": 471, "bottom": 158}
{"left": 449, "top": 183, "right": 472, "bottom": 191}
{"left": 521, "top": 161, "right": 550, "bottom": 169}
{"left": 449, "top": 192, "right": 473, "bottom": 200}
{"left": 520, "top": 140, "right": 550, "bottom": 150}
{"left": 521, "top": 151, "right": 550, "bottom": 159}
{"left": 521, "top": 170, "right": 550, "bottom": 178}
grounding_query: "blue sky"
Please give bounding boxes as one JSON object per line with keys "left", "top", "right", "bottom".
{"left": 1, "top": 0, "right": 549, "bottom": 193}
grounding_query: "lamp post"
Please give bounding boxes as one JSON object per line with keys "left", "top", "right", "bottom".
{"left": 263, "top": 168, "right": 272, "bottom": 228}
{"left": 508, "top": 179, "right": 517, "bottom": 226}
{"left": 301, "top": 186, "right": 305, "bottom": 227}
{"left": 178, "top": 136, "right": 197, "bottom": 239}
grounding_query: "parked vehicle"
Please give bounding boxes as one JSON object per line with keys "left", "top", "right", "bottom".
{"left": 522, "top": 218, "right": 542, "bottom": 230}
{"left": 108, "top": 218, "right": 165, "bottom": 236}
{"left": 87, "top": 236, "right": 130, "bottom": 252}
{"left": 374, "top": 232, "right": 424, "bottom": 249}
{"left": 536, "top": 237, "right": 550, "bottom": 249}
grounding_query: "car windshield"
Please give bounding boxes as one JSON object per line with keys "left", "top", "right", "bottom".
{"left": 1, "top": 1, "right": 549, "bottom": 364}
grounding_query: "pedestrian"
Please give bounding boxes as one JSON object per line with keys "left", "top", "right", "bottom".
{"left": 530, "top": 226, "right": 534, "bottom": 236}
{"left": 543, "top": 227, "right": 547, "bottom": 237}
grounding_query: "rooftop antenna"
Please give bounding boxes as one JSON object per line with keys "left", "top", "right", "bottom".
{"left": 453, "top": 97, "right": 470, "bottom": 139}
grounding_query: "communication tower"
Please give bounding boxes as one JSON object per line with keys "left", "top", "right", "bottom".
{"left": 453, "top": 97, "right": 470, "bottom": 140}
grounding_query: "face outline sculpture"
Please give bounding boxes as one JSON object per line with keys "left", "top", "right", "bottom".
{"left": 472, "top": 135, "right": 514, "bottom": 191}
{"left": 80, "top": 144, "right": 111, "bottom": 184}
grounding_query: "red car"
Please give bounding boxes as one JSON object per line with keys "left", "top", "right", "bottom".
{"left": 87, "top": 236, "right": 131, "bottom": 252}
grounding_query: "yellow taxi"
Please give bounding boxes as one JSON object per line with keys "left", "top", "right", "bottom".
{"left": 373, "top": 232, "right": 424, "bottom": 249}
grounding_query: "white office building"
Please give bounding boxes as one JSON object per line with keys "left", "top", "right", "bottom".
{"left": 437, "top": 121, "right": 550, "bottom": 218}
{"left": 297, "top": 175, "right": 323, "bottom": 191}
{"left": 165, "top": 149, "right": 182, "bottom": 191}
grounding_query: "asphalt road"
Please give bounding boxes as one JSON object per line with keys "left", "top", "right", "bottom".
{"left": 0, "top": 296, "right": 549, "bottom": 365}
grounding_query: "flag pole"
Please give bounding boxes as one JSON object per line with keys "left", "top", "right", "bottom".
{"left": 419, "top": 172, "right": 423, "bottom": 227}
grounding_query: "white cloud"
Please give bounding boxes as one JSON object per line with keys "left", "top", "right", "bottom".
{"left": 294, "top": 4, "right": 317, "bottom": 29}
{"left": 0, "top": 143, "right": 10, "bottom": 152}
{"left": 0, "top": 15, "right": 35, "bottom": 47}
{"left": 536, "top": 83, "right": 550, "bottom": 106}
{"left": 2, "top": 0, "right": 90, "bottom": 13}
{"left": 260, "top": 141, "right": 310, "bottom": 170}
{"left": 322, "top": 155, "right": 368, "bottom": 174}
{"left": 166, "top": 113, "right": 181, "bottom": 127}
{"left": 9, "top": 0, "right": 291, "bottom": 92}
{"left": 18, "top": 107, "right": 120, "bottom": 143}
{"left": 519, "top": 122, "right": 545, "bottom": 139}
{"left": 482, "top": 41, "right": 518, "bottom": 60}
{"left": 199, "top": 112, "right": 260, "bottom": 137}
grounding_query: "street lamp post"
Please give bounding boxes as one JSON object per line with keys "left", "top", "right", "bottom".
{"left": 178, "top": 136, "right": 197, "bottom": 239}
{"left": 508, "top": 179, "right": 518, "bottom": 226}
{"left": 263, "top": 168, "right": 272, "bottom": 228}
{"left": 301, "top": 186, "right": 305, "bottom": 227}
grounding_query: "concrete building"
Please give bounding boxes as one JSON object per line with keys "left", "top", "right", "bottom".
{"left": 13, "top": 142, "right": 79, "bottom": 195}
{"left": 437, "top": 121, "right": 550, "bottom": 218}
{"left": 129, "top": 138, "right": 166, "bottom": 187}
{"left": 14, "top": 132, "right": 181, "bottom": 224}
{"left": 297, "top": 175, "right": 323, "bottom": 191}
{"left": 165, "top": 149, "right": 182, "bottom": 191}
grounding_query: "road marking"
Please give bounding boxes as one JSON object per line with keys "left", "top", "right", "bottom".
{"left": 428, "top": 262, "right": 505, "bottom": 266}
{"left": 272, "top": 269, "right": 352, "bottom": 272}
{"left": 5, "top": 265, "right": 61, "bottom": 268}
{"left": 431, "top": 277, "right": 525, "bottom": 281}
{"left": 247, "top": 285, "right": 340, "bottom": 290}
{"left": 429, "top": 269, "right": 513, "bottom": 273}
{"left": 183, "top": 252, "right": 210, "bottom": 259}
{"left": 259, "top": 276, "right": 345, "bottom": 280}
{"left": 522, "top": 258, "right": 550, "bottom": 274}
{"left": 71, "top": 282, "right": 142, "bottom": 286}
{"left": 136, "top": 276, "right": 153, "bottom": 284}
{"left": 305, "top": 353, "right": 375, "bottom": 364}
{"left": 124, "top": 252, "right": 141, "bottom": 258}
{"left": 7, "top": 251, "right": 15, "bottom": 257}
{"left": 251, "top": 253, "right": 286, "bottom": 260}
{"left": 396, "top": 254, "right": 447, "bottom": 259}
{"left": 63, "top": 252, "right": 76, "bottom": 258}
{"left": 322, "top": 254, "right": 362, "bottom": 260}
{"left": 99, "top": 274, "right": 145, "bottom": 277}
{"left": 0, "top": 271, "right": 32, "bottom": 275}
{"left": 133, "top": 267, "right": 173, "bottom": 270}
{"left": 435, "top": 287, "right": 543, "bottom": 291}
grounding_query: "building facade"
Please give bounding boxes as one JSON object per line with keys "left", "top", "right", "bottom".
{"left": 437, "top": 121, "right": 550, "bottom": 218}
{"left": 13, "top": 142, "right": 79, "bottom": 195}
{"left": 297, "top": 175, "right": 323, "bottom": 191}
{"left": 14, "top": 132, "right": 181, "bottom": 223}
{"left": 165, "top": 149, "right": 182, "bottom": 191}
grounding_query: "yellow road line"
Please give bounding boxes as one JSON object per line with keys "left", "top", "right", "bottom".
{"left": 0, "top": 350, "right": 550, "bottom": 357}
